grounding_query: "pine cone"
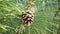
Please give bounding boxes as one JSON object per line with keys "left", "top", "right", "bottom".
{"left": 21, "top": 11, "right": 34, "bottom": 26}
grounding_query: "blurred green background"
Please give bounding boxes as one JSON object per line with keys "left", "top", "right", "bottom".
{"left": 0, "top": 0, "right": 60, "bottom": 34}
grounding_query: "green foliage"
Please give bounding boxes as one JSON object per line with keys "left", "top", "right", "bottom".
{"left": 0, "top": 0, "right": 60, "bottom": 34}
